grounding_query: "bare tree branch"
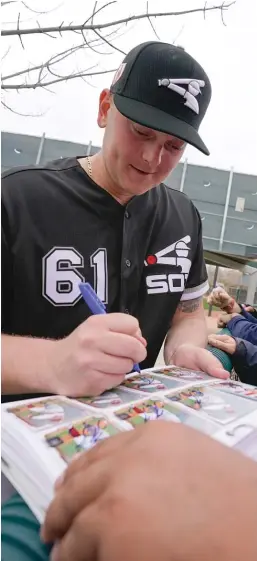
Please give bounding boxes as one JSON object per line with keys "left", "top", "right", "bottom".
{"left": 2, "top": 68, "right": 117, "bottom": 89}
{"left": 93, "top": 28, "right": 126, "bottom": 55}
{"left": 220, "top": 1, "right": 228, "bottom": 25}
{"left": 172, "top": 24, "right": 185, "bottom": 45}
{"left": 2, "top": 3, "right": 235, "bottom": 37}
{"left": 79, "top": 73, "right": 98, "bottom": 88}
{"left": 1, "top": 45, "right": 12, "bottom": 61}
{"left": 1, "top": 0, "right": 235, "bottom": 111}
{"left": 2, "top": 26, "right": 125, "bottom": 81}
{"left": 81, "top": 28, "right": 107, "bottom": 55}
{"left": 3, "top": 2, "right": 65, "bottom": 26}
{"left": 1, "top": 98, "right": 45, "bottom": 116}
{"left": 90, "top": 0, "right": 126, "bottom": 55}
{"left": 21, "top": 1, "right": 64, "bottom": 15}
{"left": 36, "top": 19, "right": 57, "bottom": 39}
{"left": 17, "top": 12, "right": 25, "bottom": 49}
{"left": 146, "top": 1, "right": 160, "bottom": 40}
{"left": 83, "top": 0, "right": 117, "bottom": 26}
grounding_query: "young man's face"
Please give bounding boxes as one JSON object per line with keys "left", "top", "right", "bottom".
{"left": 98, "top": 90, "right": 186, "bottom": 196}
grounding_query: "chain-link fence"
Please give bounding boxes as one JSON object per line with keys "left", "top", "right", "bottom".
{"left": 228, "top": 286, "right": 257, "bottom": 306}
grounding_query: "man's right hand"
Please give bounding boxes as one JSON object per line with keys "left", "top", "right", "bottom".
{"left": 48, "top": 313, "right": 147, "bottom": 397}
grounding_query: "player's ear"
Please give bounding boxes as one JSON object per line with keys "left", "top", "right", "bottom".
{"left": 97, "top": 89, "right": 112, "bottom": 128}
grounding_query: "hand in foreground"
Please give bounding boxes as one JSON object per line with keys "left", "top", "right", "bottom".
{"left": 48, "top": 314, "right": 147, "bottom": 397}
{"left": 171, "top": 343, "right": 229, "bottom": 378}
{"left": 208, "top": 334, "right": 237, "bottom": 355}
{"left": 41, "top": 422, "right": 257, "bottom": 561}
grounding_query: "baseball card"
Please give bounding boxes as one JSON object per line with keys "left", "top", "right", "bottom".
{"left": 166, "top": 386, "right": 257, "bottom": 424}
{"left": 212, "top": 380, "right": 257, "bottom": 401}
{"left": 121, "top": 373, "right": 186, "bottom": 394}
{"left": 7, "top": 398, "right": 87, "bottom": 430}
{"left": 113, "top": 397, "right": 219, "bottom": 435}
{"left": 151, "top": 365, "right": 213, "bottom": 382}
{"left": 45, "top": 416, "right": 121, "bottom": 463}
{"left": 76, "top": 387, "right": 145, "bottom": 409}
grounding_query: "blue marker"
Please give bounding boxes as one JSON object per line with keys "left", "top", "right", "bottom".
{"left": 79, "top": 282, "right": 141, "bottom": 374}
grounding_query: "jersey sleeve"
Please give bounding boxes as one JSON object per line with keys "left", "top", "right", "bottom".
{"left": 181, "top": 206, "right": 209, "bottom": 301}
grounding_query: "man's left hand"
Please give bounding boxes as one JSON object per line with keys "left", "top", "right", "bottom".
{"left": 171, "top": 343, "right": 229, "bottom": 378}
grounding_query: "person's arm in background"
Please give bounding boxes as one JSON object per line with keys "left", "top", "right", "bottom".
{"left": 231, "top": 338, "right": 257, "bottom": 385}
{"left": 226, "top": 315, "right": 257, "bottom": 345}
{"left": 239, "top": 307, "right": 257, "bottom": 324}
{"left": 208, "top": 333, "right": 257, "bottom": 386}
{"left": 207, "top": 287, "right": 240, "bottom": 313}
{"left": 207, "top": 288, "right": 257, "bottom": 325}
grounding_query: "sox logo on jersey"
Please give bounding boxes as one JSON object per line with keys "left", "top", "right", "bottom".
{"left": 145, "top": 235, "right": 192, "bottom": 294}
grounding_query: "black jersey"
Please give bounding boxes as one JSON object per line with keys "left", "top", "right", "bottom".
{"left": 2, "top": 157, "right": 208, "bottom": 399}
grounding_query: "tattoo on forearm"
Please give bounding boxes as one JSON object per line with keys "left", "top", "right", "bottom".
{"left": 178, "top": 297, "right": 201, "bottom": 313}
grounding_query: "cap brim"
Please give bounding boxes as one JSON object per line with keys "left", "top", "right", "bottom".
{"left": 113, "top": 94, "right": 210, "bottom": 156}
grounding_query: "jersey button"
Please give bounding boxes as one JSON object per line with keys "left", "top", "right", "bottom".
{"left": 125, "top": 259, "right": 131, "bottom": 268}
{"left": 125, "top": 210, "right": 130, "bottom": 219}
{"left": 124, "top": 308, "right": 129, "bottom": 314}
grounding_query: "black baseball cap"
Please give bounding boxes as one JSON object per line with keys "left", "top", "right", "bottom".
{"left": 110, "top": 41, "right": 212, "bottom": 155}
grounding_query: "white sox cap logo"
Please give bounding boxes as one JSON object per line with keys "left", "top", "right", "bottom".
{"left": 158, "top": 78, "right": 205, "bottom": 114}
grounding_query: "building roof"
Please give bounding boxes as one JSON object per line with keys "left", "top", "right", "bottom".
{"left": 1, "top": 131, "right": 99, "bottom": 173}
{"left": 204, "top": 250, "right": 257, "bottom": 270}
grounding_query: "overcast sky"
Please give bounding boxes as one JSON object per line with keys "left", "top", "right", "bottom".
{"left": 2, "top": 0, "right": 257, "bottom": 174}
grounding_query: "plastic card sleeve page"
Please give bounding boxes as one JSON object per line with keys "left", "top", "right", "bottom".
{"left": 213, "top": 409, "right": 257, "bottom": 461}
{"left": 1, "top": 395, "right": 125, "bottom": 521}
{"left": 1, "top": 366, "right": 257, "bottom": 521}
{"left": 2, "top": 393, "right": 127, "bottom": 466}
